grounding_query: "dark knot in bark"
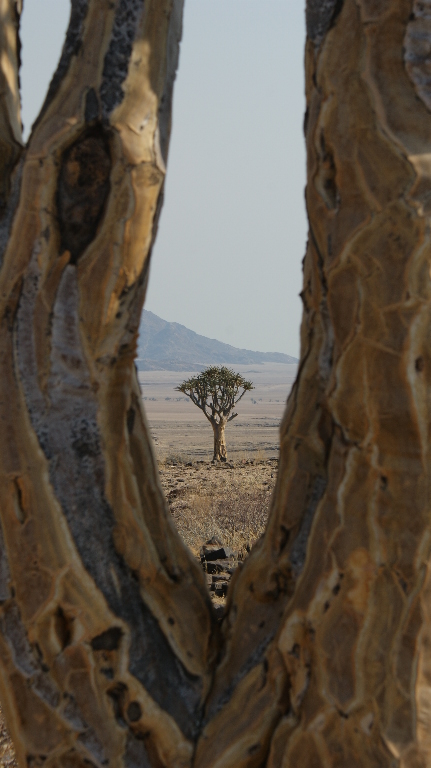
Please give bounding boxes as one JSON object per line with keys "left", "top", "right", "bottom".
{"left": 57, "top": 126, "right": 111, "bottom": 263}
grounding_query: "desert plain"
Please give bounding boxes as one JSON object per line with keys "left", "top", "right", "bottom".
{"left": 139, "top": 363, "right": 297, "bottom": 461}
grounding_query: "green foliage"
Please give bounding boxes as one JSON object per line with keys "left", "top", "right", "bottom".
{"left": 176, "top": 366, "right": 254, "bottom": 424}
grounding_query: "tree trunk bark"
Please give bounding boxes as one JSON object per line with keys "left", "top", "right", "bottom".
{"left": 198, "top": 3, "right": 431, "bottom": 766}
{"left": 2, "top": 1, "right": 431, "bottom": 767}
{"left": 0, "top": 2, "right": 219, "bottom": 767}
{"left": 212, "top": 421, "right": 227, "bottom": 462}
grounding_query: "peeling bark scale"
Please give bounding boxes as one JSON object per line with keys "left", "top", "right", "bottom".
{"left": 0, "top": 1, "right": 430, "bottom": 767}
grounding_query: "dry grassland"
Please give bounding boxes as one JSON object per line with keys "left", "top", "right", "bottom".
{"left": 159, "top": 456, "right": 277, "bottom": 557}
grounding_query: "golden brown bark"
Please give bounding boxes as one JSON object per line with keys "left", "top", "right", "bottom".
{"left": 0, "top": 0, "right": 23, "bottom": 212}
{"left": 200, "top": 2, "right": 431, "bottom": 766}
{"left": 211, "top": 420, "right": 227, "bottom": 463}
{"left": 1, "top": 1, "right": 431, "bottom": 767}
{"left": 0, "top": 2, "right": 218, "bottom": 766}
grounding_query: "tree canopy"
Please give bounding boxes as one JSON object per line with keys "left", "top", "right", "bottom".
{"left": 176, "top": 366, "right": 254, "bottom": 424}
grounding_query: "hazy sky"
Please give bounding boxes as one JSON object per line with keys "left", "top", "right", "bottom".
{"left": 20, "top": 1, "right": 307, "bottom": 357}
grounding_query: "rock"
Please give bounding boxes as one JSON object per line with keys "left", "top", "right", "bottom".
{"left": 209, "top": 573, "right": 230, "bottom": 591}
{"left": 206, "top": 560, "right": 230, "bottom": 574}
{"left": 224, "top": 565, "right": 236, "bottom": 575}
{"left": 198, "top": 538, "right": 240, "bottom": 616}
{"left": 200, "top": 544, "right": 235, "bottom": 562}
{"left": 213, "top": 604, "right": 225, "bottom": 620}
{"left": 214, "top": 582, "right": 228, "bottom": 597}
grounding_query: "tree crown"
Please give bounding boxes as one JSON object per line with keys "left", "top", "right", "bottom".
{"left": 176, "top": 366, "right": 254, "bottom": 423}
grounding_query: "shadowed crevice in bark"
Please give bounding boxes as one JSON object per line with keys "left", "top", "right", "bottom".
{"left": 404, "top": 2, "right": 431, "bottom": 113}
{"left": 85, "top": 88, "right": 100, "bottom": 124}
{"left": 100, "top": 0, "right": 146, "bottom": 118}
{"left": 15, "top": 260, "right": 203, "bottom": 740}
{"left": 57, "top": 126, "right": 111, "bottom": 263}
{"left": 204, "top": 631, "right": 277, "bottom": 723}
{"left": 156, "top": 0, "right": 184, "bottom": 165}
{"left": 289, "top": 475, "right": 327, "bottom": 577}
{"left": 315, "top": 131, "right": 339, "bottom": 211}
{"left": 308, "top": 226, "right": 334, "bottom": 379}
{"left": 34, "top": 0, "right": 89, "bottom": 131}
{"left": 0, "top": 602, "right": 111, "bottom": 764}
{"left": 0, "top": 520, "right": 10, "bottom": 604}
{"left": 124, "top": 731, "right": 152, "bottom": 768}
{"left": 0, "top": 603, "right": 40, "bottom": 677}
{"left": 306, "top": 0, "right": 344, "bottom": 45}
{"left": 0, "top": 136, "right": 22, "bottom": 226}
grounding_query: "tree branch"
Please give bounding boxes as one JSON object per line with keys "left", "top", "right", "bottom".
{"left": 0, "top": 2, "right": 217, "bottom": 766}
{"left": 233, "top": 388, "right": 248, "bottom": 406}
{"left": 0, "top": 0, "right": 23, "bottom": 248}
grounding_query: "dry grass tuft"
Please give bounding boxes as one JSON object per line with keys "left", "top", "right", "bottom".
{"left": 171, "top": 487, "right": 271, "bottom": 555}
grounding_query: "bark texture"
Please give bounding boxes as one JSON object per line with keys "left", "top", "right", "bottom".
{"left": 212, "top": 421, "right": 227, "bottom": 463}
{"left": 0, "top": 2, "right": 218, "bottom": 767}
{"left": 0, "top": 0, "right": 22, "bottom": 214}
{"left": 209, "top": 2, "right": 431, "bottom": 766}
{"left": 1, "top": 1, "right": 431, "bottom": 767}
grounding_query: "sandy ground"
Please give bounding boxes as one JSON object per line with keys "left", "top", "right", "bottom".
{"left": 139, "top": 363, "right": 297, "bottom": 460}
{"left": 0, "top": 364, "right": 295, "bottom": 758}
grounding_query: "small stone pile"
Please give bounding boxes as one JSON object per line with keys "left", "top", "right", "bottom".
{"left": 200, "top": 536, "right": 240, "bottom": 616}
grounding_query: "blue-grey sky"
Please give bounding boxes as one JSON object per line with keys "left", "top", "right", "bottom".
{"left": 20, "top": 1, "right": 307, "bottom": 357}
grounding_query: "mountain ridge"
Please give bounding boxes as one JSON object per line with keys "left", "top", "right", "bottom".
{"left": 137, "top": 310, "right": 298, "bottom": 370}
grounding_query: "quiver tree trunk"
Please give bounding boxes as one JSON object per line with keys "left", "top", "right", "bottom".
{"left": 217, "top": 2, "right": 431, "bottom": 765}
{"left": 0, "top": 2, "right": 219, "bottom": 767}
{"left": 2, "top": 1, "right": 431, "bottom": 768}
{"left": 211, "top": 420, "right": 227, "bottom": 462}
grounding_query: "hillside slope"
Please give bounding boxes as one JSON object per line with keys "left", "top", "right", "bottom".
{"left": 137, "top": 311, "right": 298, "bottom": 370}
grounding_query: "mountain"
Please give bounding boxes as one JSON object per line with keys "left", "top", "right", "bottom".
{"left": 137, "top": 310, "right": 298, "bottom": 370}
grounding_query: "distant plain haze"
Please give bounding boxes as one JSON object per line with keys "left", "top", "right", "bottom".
{"left": 20, "top": 1, "right": 307, "bottom": 358}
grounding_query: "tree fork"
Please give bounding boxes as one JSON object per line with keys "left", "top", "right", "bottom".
{"left": 1, "top": 1, "right": 431, "bottom": 768}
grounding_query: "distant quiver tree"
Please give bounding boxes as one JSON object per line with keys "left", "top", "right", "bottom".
{"left": 176, "top": 366, "right": 254, "bottom": 461}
